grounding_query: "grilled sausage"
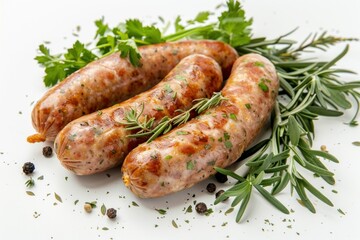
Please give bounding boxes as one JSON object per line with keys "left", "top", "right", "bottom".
{"left": 121, "top": 54, "right": 279, "bottom": 198}
{"left": 28, "top": 40, "right": 238, "bottom": 142}
{"left": 54, "top": 54, "right": 223, "bottom": 175}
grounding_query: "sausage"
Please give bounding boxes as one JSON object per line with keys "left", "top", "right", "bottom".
{"left": 54, "top": 54, "right": 223, "bottom": 175}
{"left": 28, "top": 40, "right": 238, "bottom": 142}
{"left": 121, "top": 53, "right": 279, "bottom": 198}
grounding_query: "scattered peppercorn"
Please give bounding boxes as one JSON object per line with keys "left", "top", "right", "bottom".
{"left": 206, "top": 183, "right": 216, "bottom": 193}
{"left": 107, "top": 208, "right": 117, "bottom": 219}
{"left": 84, "top": 203, "right": 92, "bottom": 213}
{"left": 215, "top": 172, "right": 228, "bottom": 183}
{"left": 22, "top": 162, "right": 35, "bottom": 175}
{"left": 42, "top": 146, "right": 53, "bottom": 157}
{"left": 215, "top": 190, "right": 229, "bottom": 202}
{"left": 195, "top": 202, "right": 208, "bottom": 214}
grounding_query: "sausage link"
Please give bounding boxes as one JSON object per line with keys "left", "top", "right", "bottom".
{"left": 28, "top": 40, "right": 238, "bottom": 142}
{"left": 121, "top": 54, "right": 279, "bottom": 198}
{"left": 54, "top": 54, "right": 223, "bottom": 175}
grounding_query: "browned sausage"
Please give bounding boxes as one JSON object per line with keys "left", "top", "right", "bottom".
{"left": 28, "top": 40, "right": 238, "bottom": 142}
{"left": 121, "top": 54, "right": 279, "bottom": 198}
{"left": 54, "top": 54, "right": 223, "bottom": 175}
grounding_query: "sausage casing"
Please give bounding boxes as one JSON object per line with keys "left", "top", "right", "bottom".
{"left": 55, "top": 54, "right": 223, "bottom": 175}
{"left": 121, "top": 54, "right": 279, "bottom": 198}
{"left": 28, "top": 40, "right": 238, "bottom": 142}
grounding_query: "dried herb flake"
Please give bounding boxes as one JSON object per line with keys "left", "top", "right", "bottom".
{"left": 224, "top": 141, "right": 233, "bottom": 149}
{"left": 186, "top": 161, "right": 195, "bottom": 170}
{"left": 172, "top": 220, "right": 178, "bottom": 228}
{"left": 229, "top": 113, "right": 237, "bottom": 120}
{"left": 185, "top": 205, "right": 193, "bottom": 213}
{"left": 258, "top": 81, "right": 269, "bottom": 92}
{"left": 26, "top": 191, "right": 35, "bottom": 196}
{"left": 101, "top": 204, "right": 106, "bottom": 215}
{"left": 155, "top": 208, "right": 167, "bottom": 215}
{"left": 225, "top": 207, "right": 234, "bottom": 215}
{"left": 338, "top": 208, "right": 346, "bottom": 215}
{"left": 25, "top": 178, "right": 35, "bottom": 188}
{"left": 176, "top": 131, "right": 190, "bottom": 135}
{"left": 205, "top": 208, "right": 214, "bottom": 216}
{"left": 54, "top": 192, "right": 62, "bottom": 203}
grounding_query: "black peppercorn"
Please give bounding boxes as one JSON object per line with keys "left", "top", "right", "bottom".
{"left": 195, "top": 202, "right": 207, "bottom": 214}
{"left": 215, "top": 172, "right": 228, "bottom": 183}
{"left": 206, "top": 183, "right": 216, "bottom": 193}
{"left": 215, "top": 190, "right": 228, "bottom": 202}
{"left": 22, "top": 162, "right": 35, "bottom": 175}
{"left": 107, "top": 208, "right": 117, "bottom": 219}
{"left": 42, "top": 146, "right": 53, "bottom": 157}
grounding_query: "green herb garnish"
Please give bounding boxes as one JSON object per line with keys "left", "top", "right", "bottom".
{"left": 258, "top": 81, "right": 269, "bottom": 92}
{"left": 122, "top": 92, "right": 226, "bottom": 142}
{"left": 155, "top": 208, "right": 167, "bottom": 215}
{"left": 54, "top": 192, "right": 62, "bottom": 203}
{"left": 101, "top": 204, "right": 106, "bottom": 215}
{"left": 186, "top": 161, "right": 195, "bottom": 170}
{"left": 176, "top": 131, "right": 190, "bottom": 135}
{"left": 25, "top": 178, "right": 35, "bottom": 188}
{"left": 337, "top": 208, "right": 346, "bottom": 215}
{"left": 229, "top": 113, "right": 237, "bottom": 120}
{"left": 171, "top": 220, "right": 178, "bottom": 228}
{"left": 26, "top": 191, "right": 35, "bottom": 196}
{"left": 185, "top": 205, "right": 193, "bottom": 213}
{"left": 224, "top": 207, "right": 234, "bottom": 215}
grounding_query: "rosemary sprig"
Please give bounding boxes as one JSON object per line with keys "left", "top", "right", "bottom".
{"left": 217, "top": 32, "right": 359, "bottom": 221}
{"left": 122, "top": 92, "right": 227, "bottom": 143}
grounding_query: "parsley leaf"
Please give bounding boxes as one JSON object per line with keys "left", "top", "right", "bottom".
{"left": 35, "top": 0, "right": 253, "bottom": 87}
{"left": 35, "top": 41, "right": 97, "bottom": 86}
{"left": 187, "top": 11, "right": 212, "bottom": 24}
{"left": 94, "top": 17, "right": 110, "bottom": 38}
{"left": 217, "top": 0, "right": 252, "bottom": 46}
{"left": 174, "top": 16, "right": 185, "bottom": 32}
{"left": 117, "top": 39, "right": 142, "bottom": 67}
{"left": 126, "top": 19, "right": 164, "bottom": 44}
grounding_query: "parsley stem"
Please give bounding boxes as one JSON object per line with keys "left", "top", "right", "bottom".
{"left": 163, "top": 24, "right": 215, "bottom": 41}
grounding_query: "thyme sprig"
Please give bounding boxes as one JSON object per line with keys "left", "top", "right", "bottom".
{"left": 122, "top": 92, "right": 227, "bottom": 143}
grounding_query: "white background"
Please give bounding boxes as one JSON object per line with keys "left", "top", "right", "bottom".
{"left": 1, "top": 0, "right": 360, "bottom": 239}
